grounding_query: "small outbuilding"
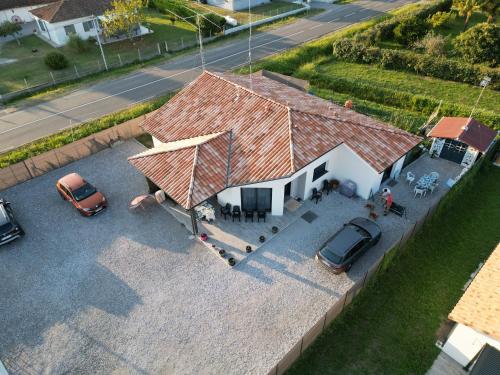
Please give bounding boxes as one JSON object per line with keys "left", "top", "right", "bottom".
{"left": 428, "top": 117, "right": 497, "bottom": 167}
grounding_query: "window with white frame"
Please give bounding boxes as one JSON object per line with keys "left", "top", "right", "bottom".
{"left": 64, "top": 24, "right": 76, "bottom": 36}
{"left": 38, "top": 19, "right": 46, "bottom": 32}
{"left": 82, "top": 20, "right": 94, "bottom": 32}
{"left": 312, "top": 162, "right": 328, "bottom": 181}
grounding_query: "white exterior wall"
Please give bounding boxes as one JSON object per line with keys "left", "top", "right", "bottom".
{"left": 443, "top": 323, "right": 500, "bottom": 367}
{"left": 390, "top": 154, "right": 406, "bottom": 179}
{"left": 34, "top": 15, "right": 100, "bottom": 46}
{"left": 207, "top": 0, "right": 270, "bottom": 11}
{"left": 216, "top": 143, "right": 387, "bottom": 215}
{"left": 0, "top": 4, "right": 49, "bottom": 23}
{"left": 329, "top": 144, "right": 384, "bottom": 199}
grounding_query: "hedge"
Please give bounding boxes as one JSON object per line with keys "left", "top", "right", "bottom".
{"left": 297, "top": 68, "right": 500, "bottom": 130}
{"left": 331, "top": 39, "right": 500, "bottom": 90}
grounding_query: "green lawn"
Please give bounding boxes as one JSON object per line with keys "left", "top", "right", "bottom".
{"left": 0, "top": 10, "right": 196, "bottom": 94}
{"left": 317, "top": 60, "right": 500, "bottom": 113}
{"left": 191, "top": 0, "right": 304, "bottom": 25}
{"left": 287, "top": 162, "right": 500, "bottom": 375}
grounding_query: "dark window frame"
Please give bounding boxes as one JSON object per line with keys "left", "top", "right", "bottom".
{"left": 64, "top": 24, "right": 76, "bottom": 36}
{"left": 82, "top": 20, "right": 94, "bottom": 32}
{"left": 312, "top": 162, "right": 328, "bottom": 182}
{"left": 38, "top": 19, "right": 46, "bottom": 32}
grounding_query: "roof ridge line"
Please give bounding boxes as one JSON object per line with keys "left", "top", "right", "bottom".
{"left": 225, "top": 130, "right": 233, "bottom": 187}
{"left": 205, "top": 71, "right": 290, "bottom": 111}
{"left": 290, "top": 108, "right": 421, "bottom": 139}
{"left": 287, "top": 107, "right": 295, "bottom": 173}
{"left": 186, "top": 144, "right": 200, "bottom": 208}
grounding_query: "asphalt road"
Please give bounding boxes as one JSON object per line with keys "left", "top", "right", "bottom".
{"left": 0, "top": 0, "right": 415, "bottom": 153}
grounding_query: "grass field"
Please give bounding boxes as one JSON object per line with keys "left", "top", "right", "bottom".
{"left": 191, "top": 0, "right": 304, "bottom": 25}
{"left": 0, "top": 10, "right": 197, "bottom": 94}
{"left": 287, "top": 161, "right": 500, "bottom": 375}
{"left": 316, "top": 60, "right": 500, "bottom": 112}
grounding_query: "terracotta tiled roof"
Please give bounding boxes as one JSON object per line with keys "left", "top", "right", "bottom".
{"left": 30, "top": 0, "right": 112, "bottom": 22}
{"left": 129, "top": 132, "right": 230, "bottom": 209}
{"left": 0, "top": 0, "right": 52, "bottom": 11}
{"left": 133, "top": 71, "right": 421, "bottom": 208}
{"left": 449, "top": 243, "right": 500, "bottom": 340}
{"left": 428, "top": 117, "right": 497, "bottom": 153}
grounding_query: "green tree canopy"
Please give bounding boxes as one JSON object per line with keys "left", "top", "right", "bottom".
{"left": 0, "top": 21, "right": 22, "bottom": 45}
{"left": 102, "top": 0, "right": 147, "bottom": 41}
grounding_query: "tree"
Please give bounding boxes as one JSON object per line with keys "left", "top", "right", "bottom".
{"left": 393, "top": 18, "right": 430, "bottom": 45}
{"left": 479, "top": 0, "right": 499, "bottom": 23}
{"left": 102, "top": 0, "right": 147, "bottom": 42}
{"left": 453, "top": 0, "right": 480, "bottom": 30}
{"left": 0, "top": 21, "right": 22, "bottom": 46}
{"left": 454, "top": 23, "right": 499, "bottom": 66}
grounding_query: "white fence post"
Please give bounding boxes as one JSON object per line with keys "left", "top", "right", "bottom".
{"left": 164, "top": 41, "right": 169, "bottom": 52}
{"left": 49, "top": 71, "right": 56, "bottom": 84}
{"left": 117, "top": 54, "right": 123, "bottom": 66}
{"left": 138, "top": 48, "right": 142, "bottom": 61}
{"left": 74, "top": 65, "right": 79, "bottom": 78}
{"left": 157, "top": 42, "right": 161, "bottom": 55}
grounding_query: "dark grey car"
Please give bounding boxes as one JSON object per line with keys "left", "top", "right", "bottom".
{"left": 0, "top": 199, "right": 24, "bottom": 246}
{"left": 316, "top": 217, "right": 381, "bottom": 274}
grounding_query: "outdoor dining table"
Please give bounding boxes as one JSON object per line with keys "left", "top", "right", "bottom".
{"left": 194, "top": 202, "right": 216, "bottom": 222}
{"left": 416, "top": 174, "right": 437, "bottom": 190}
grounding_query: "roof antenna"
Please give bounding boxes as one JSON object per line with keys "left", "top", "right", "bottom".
{"left": 248, "top": 0, "right": 253, "bottom": 90}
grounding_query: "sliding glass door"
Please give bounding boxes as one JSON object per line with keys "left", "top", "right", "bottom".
{"left": 241, "top": 188, "right": 272, "bottom": 212}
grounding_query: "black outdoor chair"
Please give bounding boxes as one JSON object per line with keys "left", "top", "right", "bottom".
{"left": 232, "top": 205, "right": 241, "bottom": 222}
{"left": 311, "top": 188, "right": 322, "bottom": 204}
{"left": 221, "top": 203, "right": 231, "bottom": 220}
{"left": 244, "top": 210, "right": 254, "bottom": 222}
{"left": 257, "top": 211, "right": 266, "bottom": 222}
{"left": 322, "top": 179, "right": 331, "bottom": 195}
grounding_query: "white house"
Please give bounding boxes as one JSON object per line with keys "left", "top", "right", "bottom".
{"left": 441, "top": 243, "right": 500, "bottom": 371}
{"left": 129, "top": 71, "right": 421, "bottom": 218}
{"left": 0, "top": 0, "right": 51, "bottom": 23}
{"left": 207, "top": 0, "right": 270, "bottom": 11}
{"left": 428, "top": 117, "right": 497, "bottom": 168}
{"left": 29, "top": 0, "right": 150, "bottom": 47}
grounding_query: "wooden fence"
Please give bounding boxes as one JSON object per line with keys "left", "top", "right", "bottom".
{"left": 0, "top": 114, "right": 152, "bottom": 191}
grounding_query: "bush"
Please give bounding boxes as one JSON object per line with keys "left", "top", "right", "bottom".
{"left": 413, "top": 32, "right": 447, "bottom": 56}
{"left": 44, "top": 52, "right": 69, "bottom": 70}
{"left": 428, "top": 11, "right": 455, "bottom": 28}
{"left": 454, "top": 23, "right": 500, "bottom": 66}
{"left": 67, "top": 34, "right": 88, "bottom": 53}
{"left": 394, "top": 18, "right": 430, "bottom": 45}
{"left": 331, "top": 39, "right": 500, "bottom": 90}
{"left": 199, "top": 13, "right": 226, "bottom": 37}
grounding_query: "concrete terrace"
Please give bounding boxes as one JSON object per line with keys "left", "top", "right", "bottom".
{"left": 0, "top": 141, "right": 463, "bottom": 374}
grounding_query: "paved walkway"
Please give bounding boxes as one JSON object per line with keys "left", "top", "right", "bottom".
{"left": 427, "top": 352, "right": 467, "bottom": 375}
{"left": 0, "top": 0, "right": 417, "bottom": 152}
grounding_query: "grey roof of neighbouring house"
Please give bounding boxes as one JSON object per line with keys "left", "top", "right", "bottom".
{"left": 30, "top": 0, "right": 113, "bottom": 23}
{"left": 0, "top": 0, "right": 52, "bottom": 11}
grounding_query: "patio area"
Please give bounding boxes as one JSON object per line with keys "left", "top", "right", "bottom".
{"left": 162, "top": 153, "right": 465, "bottom": 265}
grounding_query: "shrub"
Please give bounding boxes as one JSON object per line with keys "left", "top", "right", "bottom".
{"left": 199, "top": 13, "right": 226, "bottom": 37}
{"left": 44, "top": 52, "right": 69, "bottom": 70}
{"left": 413, "top": 32, "right": 447, "bottom": 56}
{"left": 453, "top": 23, "right": 500, "bottom": 66}
{"left": 428, "top": 11, "right": 455, "bottom": 28}
{"left": 394, "top": 18, "right": 430, "bottom": 45}
{"left": 331, "top": 39, "right": 500, "bottom": 90}
{"left": 67, "top": 34, "right": 88, "bottom": 53}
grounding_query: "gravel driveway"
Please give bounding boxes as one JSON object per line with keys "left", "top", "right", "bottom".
{"left": 0, "top": 141, "right": 454, "bottom": 375}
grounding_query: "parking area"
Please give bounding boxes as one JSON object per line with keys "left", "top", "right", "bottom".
{"left": 0, "top": 141, "right": 461, "bottom": 375}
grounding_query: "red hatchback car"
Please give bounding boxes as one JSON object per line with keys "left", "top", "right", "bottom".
{"left": 56, "top": 173, "right": 107, "bottom": 216}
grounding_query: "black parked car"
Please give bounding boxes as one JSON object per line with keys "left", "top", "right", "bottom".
{"left": 0, "top": 199, "right": 24, "bottom": 246}
{"left": 316, "top": 217, "right": 381, "bottom": 274}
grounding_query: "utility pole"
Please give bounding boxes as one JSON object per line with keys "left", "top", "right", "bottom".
{"left": 469, "top": 76, "right": 491, "bottom": 121}
{"left": 92, "top": 15, "right": 108, "bottom": 71}
{"left": 248, "top": 0, "right": 253, "bottom": 90}
{"left": 197, "top": 14, "right": 205, "bottom": 70}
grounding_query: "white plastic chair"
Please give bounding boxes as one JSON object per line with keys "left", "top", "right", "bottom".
{"left": 428, "top": 182, "right": 439, "bottom": 194}
{"left": 430, "top": 172, "right": 439, "bottom": 182}
{"left": 414, "top": 186, "right": 426, "bottom": 198}
{"left": 406, "top": 171, "right": 415, "bottom": 186}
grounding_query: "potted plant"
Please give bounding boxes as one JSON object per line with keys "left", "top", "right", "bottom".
{"left": 271, "top": 226, "right": 278, "bottom": 234}
{"left": 200, "top": 233, "right": 208, "bottom": 241}
{"left": 245, "top": 245, "right": 252, "bottom": 253}
{"left": 228, "top": 257, "right": 236, "bottom": 266}
{"left": 330, "top": 179, "right": 340, "bottom": 190}
{"left": 219, "top": 249, "right": 226, "bottom": 257}
{"left": 259, "top": 235, "right": 266, "bottom": 243}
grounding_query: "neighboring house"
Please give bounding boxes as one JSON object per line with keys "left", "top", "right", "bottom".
{"left": 440, "top": 243, "right": 500, "bottom": 372}
{"left": 29, "top": 0, "right": 150, "bottom": 47}
{"left": 207, "top": 0, "right": 270, "bottom": 11}
{"left": 0, "top": 0, "right": 51, "bottom": 23}
{"left": 428, "top": 117, "right": 497, "bottom": 168}
{"left": 129, "top": 71, "right": 421, "bottom": 216}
